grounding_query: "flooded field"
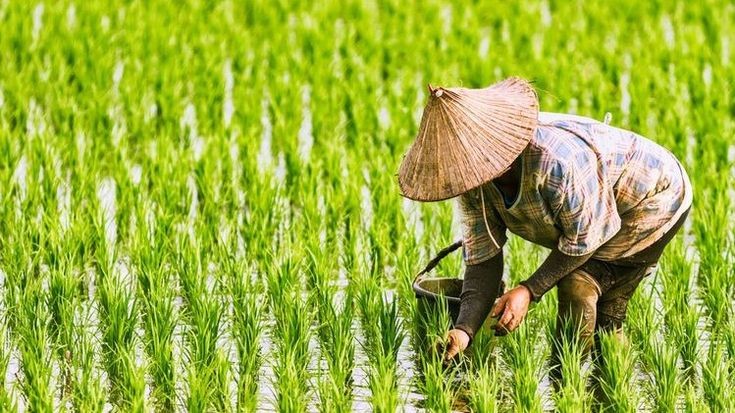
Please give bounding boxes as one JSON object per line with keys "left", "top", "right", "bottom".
{"left": 0, "top": 0, "right": 733, "bottom": 412}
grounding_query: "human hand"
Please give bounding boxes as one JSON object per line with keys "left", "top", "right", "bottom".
{"left": 441, "top": 329, "right": 470, "bottom": 362}
{"left": 490, "top": 285, "right": 531, "bottom": 335}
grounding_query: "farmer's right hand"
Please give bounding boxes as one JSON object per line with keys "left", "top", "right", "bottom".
{"left": 443, "top": 329, "right": 470, "bottom": 361}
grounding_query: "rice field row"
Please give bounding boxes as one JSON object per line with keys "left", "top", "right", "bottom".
{"left": 0, "top": 0, "right": 733, "bottom": 411}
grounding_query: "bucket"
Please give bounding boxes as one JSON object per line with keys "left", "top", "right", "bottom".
{"left": 412, "top": 241, "right": 503, "bottom": 328}
{"left": 412, "top": 241, "right": 464, "bottom": 325}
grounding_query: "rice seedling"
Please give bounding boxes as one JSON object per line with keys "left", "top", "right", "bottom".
{"left": 95, "top": 272, "right": 146, "bottom": 410}
{"left": 223, "top": 254, "right": 264, "bottom": 412}
{"left": 267, "top": 252, "right": 314, "bottom": 412}
{"left": 15, "top": 277, "right": 54, "bottom": 412}
{"left": 68, "top": 306, "right": 107, "bottom": 413}
{"left": 495, "top": 236, "right": 546, "bottom": 412}
{"left": 550, "top": 318, "right": 592, "bottom": 413}
{"left": 702, "top": 338, "right": 735, "bottom": 412}
{"left": 46, "top": 235, "right": 83, "bottom": 401}
{"left": 133, "top": 212, "right": 178, "bottom": 411}
{"left": 595, "top": 332, "right": 638, "bottom": 413}
{"left": 356, "top": 279, "right": 404, "bottom": 412}
{"left": 419, "top": 356, "right": 456, "bottom": 412}
{"left": 500, "top": 315, "right": 544, "bottom": 413}
{"left": 637, "top": 327, "right": 682, "bottom": 413}
{"left": 467, "top": 362, "right": 502, "bottom": 413}
{"left": 466, "top": 330, "right": 502, "bottom": 413}
{"left": 0, "top": 319, "right": 17, "bottom": 411}
{"left": 693, "top": 186, "right": 732, "bottom": 330}
{"left": 314, "top": 293, "right": 355, "bottom": 412}
{"left": 675, "top": 307, "right": 703, "bottom": 383}
{"left": 308, "top": 262, "right": 355, "bottom": 413}
{"left": 176, "top": 233, "right": 231, "bottom": 412}
{"left": 627, "top": 286, "right": 687, "bottom": 412}
{"left": 658, "top": 238, "right": 701, "bottom": 383}
{"left": 683, "top": 384, "right": 709, "bottom": 413}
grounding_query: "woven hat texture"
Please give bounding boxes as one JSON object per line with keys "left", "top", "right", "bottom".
{"left": 398, "top": 77, "right": 539, "bottom": 201}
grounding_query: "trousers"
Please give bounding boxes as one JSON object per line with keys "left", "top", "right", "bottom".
{"left": 550, "top": 207, "right": 690, "bottom": 387}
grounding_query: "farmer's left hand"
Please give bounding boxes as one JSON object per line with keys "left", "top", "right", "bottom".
{"left": 491, "top": 285, "right": 531, "bottom": 335}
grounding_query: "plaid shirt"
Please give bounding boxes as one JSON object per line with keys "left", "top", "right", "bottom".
{"left": 460, "top": 112, "right": 693, "bottom": 265}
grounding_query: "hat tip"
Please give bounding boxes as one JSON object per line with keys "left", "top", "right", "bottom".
{"left": 427, "top": 83, "right": 444, "bottom": 98}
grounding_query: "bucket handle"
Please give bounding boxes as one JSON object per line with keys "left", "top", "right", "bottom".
{"left": 413, "top": 240, "right": 463, "bottom": 285}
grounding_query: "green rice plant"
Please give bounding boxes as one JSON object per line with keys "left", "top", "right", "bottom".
{"left": 312, "top": 286, "right": 355, "bottom": 412}
{"left": 95, "top": 273, "right": 146, "bottom": 410}
{"left": 683, "top": 383, "right": 709, "bottom": 413}
{"left": 670, "top": 306, "right": 701, "bottom": 384}
{"left": 466, "top": 328, "right": 496, "bottom": 370}
{"left": 628, "top": 291, "right": 684, "bottom": 411}
{"left": 68, "top": 307, "right": 106, "bottom": 413}
{"left": 595, "top": 332, "right": 638, "bottom": 413}
{"left": 702, "top": 341, "right": 734, "bottom": 412}
{"left": 265, "top": 250, "right": 314, "bottom": 412}
{"left": 693, "top": 187, "right": 732, "bottom": 330}
{"left": 498, "top": 236, "right": 545, "bottom": 413}
{"left": 315, "top": 307, "right": 355, "bottom": 412}
{"left": 186, "top": 348, "right": 232, "bottom": 413}
{"left": 225, "top": 257, "right": 264, "bottom": 412}
{"left": 1, "top": 207, "right": 43, "bottom": 334}
{"left": 92, "top": 194, "right": 146, "bottom": 409}
{"left": 626, "top": 290, "right": 656, "bottom": 349}
{"left": 0, "top": 317, "right": 17, "bottom": 411}
{"left": 550, "top": 318, "right": 592, "bottom": 413}
{"left": 466, "top": 330, "right": 503, "bottom": 413}
{"left": 271, "top": 293, "right": 314, "bottom": 412}
{"left": 677, "top": 307, "right": 702, "bottom": 380}
{"left": 355, "top": 276, "right": 408, "bottom": 412}
{"left": 393, "top": 245, "right": 422, "bottom": 334}
{"left": 134, "top": 219, "right": 177, "bottom": 411}
{"left": 698, "top": 265, "right": 731, "bottom": 333}
{"left": 114, "top": 350, "right": 148, "bottom": 413}
{"left": 412, "top": 285, "right": 458, "bottom": 411}
{"left": 723, "top": 316, "right": 735, "bottom": 374}
{"left": 15, "top": 278, "right": 53, "bottom": 413}
{"left": 467, "top": 362, "right": 502, "bottom": 413}
{"left": 658, "top": 239, "right": 702, "bottom": 382}
{"left": 419, "top": 356, "right": 455, "bottom": 412}
{"left": 500, "top": 314, "right": 544, "bottom": 413}
{"left": 175, "top": 229, "right": 232, "bottom": 412}
{"left": 46, "top": 248, "right": 82, "bottom": 400}
{"left": 659, "top": 238, "right": 693, "bottom": 328}
{"left": 183, "top": 282, "right": 229, "bottom": 412}
{"left": 644, "top": 339, "right": 682, "bottom": 413}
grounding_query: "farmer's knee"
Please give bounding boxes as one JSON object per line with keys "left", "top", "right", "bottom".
{"left": 557, "top": 270, "right": 601, "bottom": 337}
{"left": 597, "top": 298, "right": 630, "bottom": 334}
{"left": 596, "top": 264, "right": 653, "bottom": 331}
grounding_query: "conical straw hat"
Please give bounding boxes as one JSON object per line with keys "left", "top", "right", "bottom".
{"left": 398, "top": 77, "right": 539, "bottom": 202}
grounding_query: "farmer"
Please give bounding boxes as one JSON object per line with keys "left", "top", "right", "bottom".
{"left": 397, "top": 78, "right": 692, "bottom": 383}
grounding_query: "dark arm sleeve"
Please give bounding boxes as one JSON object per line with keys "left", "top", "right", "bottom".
{"left": 519, "top": 248, "right": 594, "bottom": 301}
{"left": 454, "top": 251, "right": 504, "bottom": 341}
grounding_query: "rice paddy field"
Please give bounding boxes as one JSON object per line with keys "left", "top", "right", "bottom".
{"left": 0, "top": 0, "right": 733, "bottom": 411}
